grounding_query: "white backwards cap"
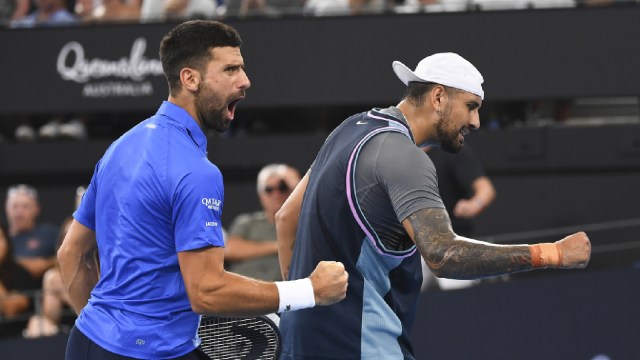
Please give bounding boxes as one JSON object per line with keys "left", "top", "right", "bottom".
{"left": 392, "top": 52, "right": 484, "bottom": 100}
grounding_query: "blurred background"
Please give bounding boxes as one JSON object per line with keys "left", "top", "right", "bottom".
{"left": 1, "top": 1, "right": 639, "bottom": 359}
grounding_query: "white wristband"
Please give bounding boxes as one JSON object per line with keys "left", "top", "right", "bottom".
{"left": 274, "top": 278, "right": 316, "bottom": 313}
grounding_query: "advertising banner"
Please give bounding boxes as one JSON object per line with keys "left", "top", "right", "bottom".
{"left": 0, "top": 23, "right": 171, "bottom": 115}
{"left": 1, "top": 8, "right": 639, "bottom": 116}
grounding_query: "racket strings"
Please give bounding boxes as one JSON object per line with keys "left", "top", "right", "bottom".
{"left": 198, "top": 317, "right": 280, "bottom": 360}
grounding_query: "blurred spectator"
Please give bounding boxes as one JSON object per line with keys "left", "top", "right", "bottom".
{"left": 225, "top": 164, "right": 301, "bottom": 281}
{"left": 302, "top": 0, "right": 348, "bottom": 16}
{"left": 226, "top": 0, "right": 300, "bottom": 17}
{"left": 348, "top": 0, "right": 385, "bottom": 14}
{"left": 471, "top": 0, "right": 529, "bottom": 10}
{"left": 22, "top": 218, "right": 74, "bottom": 338}
{"left": 4, "top": 185, "right": 59, "bottom": 283}
{"left": 22, "top": 186, "right": 85, "bottom": 338}
{"left": 0, "top": 0, "right": 30, "bottom": 25}
{"left": 0, "top": 225, "right": 41, "bottom": 337}
{"left": 579, "top": 0, "right": 629, "bottom": 6}
{"left": 471, "top": 0, "right": 575, "bottom": 10}
{"left": 10, "top": 0, "right": 78, "bottom": 27}
{"left": 425, "top": 144, "right": 496, "bottom": 238}
{"left": 421, "top": 145, "right": 496, "bottom": 292}
{"left": 82, "top": 0, "right": 141, "bottom": 22}
{"left": 73, "top": 0, "right": 96, "bottom": 18}
{"left": 393, "top": 0, "right": 470, "bottom": 13}
{"left": 140, "top": 0, "right": 216, "bottom": 21}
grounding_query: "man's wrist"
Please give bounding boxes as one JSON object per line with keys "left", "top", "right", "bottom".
{"left": 275, "top": 278, "right": 316, "bottom": 313}
{"left": 472, "top": 198, "right": 485, "bottom": 209}
{"left": 529, "top": 243, "right": 563, "bottom": 268}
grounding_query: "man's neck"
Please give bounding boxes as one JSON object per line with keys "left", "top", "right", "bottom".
{"left": 167, "top": 96, "right": 205, "bottom": 133}
{"left": 396, "top": 100, "right": 437, "bottom": 147}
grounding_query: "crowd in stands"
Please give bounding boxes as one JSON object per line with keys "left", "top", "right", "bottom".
{"left": 1, "top": 0, "right": 636, "bottom": 27}
{"left": 0, "top": 185, "right": 82, "bottom": 339}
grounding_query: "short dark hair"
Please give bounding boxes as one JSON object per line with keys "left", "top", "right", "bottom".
{"left": 403, "top": 81, "right": 462, "bottom": 107}
{"left": 159, "top": 20, "right": 243, "bottom": 96}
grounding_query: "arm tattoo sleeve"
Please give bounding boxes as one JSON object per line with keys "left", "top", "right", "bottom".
{"left": 409, "top": 208, "right": 534, "bottom": 279}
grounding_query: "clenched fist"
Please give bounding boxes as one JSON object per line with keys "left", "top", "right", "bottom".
{"left": 309, "top": 261, "right": 349, "bottom": 306}
{"left": 556, "top": 231, "right": 591, "bottom": 269}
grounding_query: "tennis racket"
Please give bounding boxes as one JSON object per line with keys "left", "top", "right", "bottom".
{"left": 197, "top": 313, "right": 281, "bottom": 360}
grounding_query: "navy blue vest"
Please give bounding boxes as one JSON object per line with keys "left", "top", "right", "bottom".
{"left": 280, "top": 108, "right": 423, "bottom": 360}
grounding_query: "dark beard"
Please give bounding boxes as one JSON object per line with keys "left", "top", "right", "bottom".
{"left": 194, "top": 86, "right": 230, "bottom": 134}
{"left": 435, "top": 111, "right": 462, "bottom": 154}
{"left": 198, "top": 105, "right": 229, "bottom": 133}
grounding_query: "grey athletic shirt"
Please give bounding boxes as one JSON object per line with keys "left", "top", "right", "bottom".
{"left": 354, "top": 107, "right": 445, "bottom": 251}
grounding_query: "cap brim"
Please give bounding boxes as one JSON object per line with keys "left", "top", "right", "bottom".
{"left": 392, "top": 61, "right": 423, "bottom": 85}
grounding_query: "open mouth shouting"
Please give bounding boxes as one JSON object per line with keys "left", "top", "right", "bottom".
{"left": 226, "top": 94, "right": 246, "bottom": 121}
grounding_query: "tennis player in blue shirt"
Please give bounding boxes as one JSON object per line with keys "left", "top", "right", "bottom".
{"left": 58, "top": 20, "right": 348, "bottom": 360}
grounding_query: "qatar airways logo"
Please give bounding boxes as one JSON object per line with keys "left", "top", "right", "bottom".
{"left": 202, "top": 198, "right": 222, "bottom": 211}
{"left": 56, "top": 38, "right": 163, "bottom": 98}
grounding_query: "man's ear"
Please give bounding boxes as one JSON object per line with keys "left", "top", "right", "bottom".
{"left": 431, "top": 85, "right": 447, "bottom": 113}
{"left": 179, "top": 67, "right": 201, "bottom": 92}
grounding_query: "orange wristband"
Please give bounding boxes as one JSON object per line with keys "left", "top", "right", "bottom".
{"left": 529, "top": 243, "right": 563, "bottom": 268}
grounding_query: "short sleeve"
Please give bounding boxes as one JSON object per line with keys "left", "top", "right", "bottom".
{"left": 172, "top": 165, "right": 225, "bottom": 252}
{"left": 368, "top": 132, "right": 445, "bottom": 221}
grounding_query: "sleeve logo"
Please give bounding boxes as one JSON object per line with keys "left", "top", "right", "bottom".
{"left": 201, "top": 198, "right": 222, "bottom": 211}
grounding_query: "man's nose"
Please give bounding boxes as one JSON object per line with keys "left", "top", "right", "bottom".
{"left": 469, "top": 111, "right": 480, "bottom": 130}
{"left": 239, "top": 70, "right": 251, "bottom": 90}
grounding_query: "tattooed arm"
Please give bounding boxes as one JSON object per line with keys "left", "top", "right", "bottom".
{"left": 402, "top": 208, "right": 591, "bottom": 279}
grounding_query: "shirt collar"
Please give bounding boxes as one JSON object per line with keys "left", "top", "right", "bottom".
{"left": 156, "top": 101, "right": 208, "bottom": 153}
{"left": 375, "top": 106, "right": 416, "bottom": 144}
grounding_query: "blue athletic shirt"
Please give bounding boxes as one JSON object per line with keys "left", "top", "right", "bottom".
{"left": 73, "top": 101, "right": 225, "bottom": 359}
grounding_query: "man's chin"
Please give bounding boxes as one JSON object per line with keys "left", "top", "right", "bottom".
{"left": 205, "top": 117, "right": 231, "bottom": 133}
{"left": 441, "top": 140, "right": 463, "bottom": 153}
{"left": 211, "top": 124, "right": 230, "bottom": 133}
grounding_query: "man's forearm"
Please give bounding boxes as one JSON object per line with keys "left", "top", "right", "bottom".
{"left": 275, "top": 172, "right": 309, "bottom": 280}
{"left": 57, "top": 220, "right": 99, "bottom": 315}
{"left": 277, "top": 237, "right": 294, "bottom": 281}
{"left": 276, "top": 212, "right": 297, "bottom": 280}
{"left": 59, "top": 251, "right": 99, "bottom": 315}
{"left": 408, "top": 208, "right": 533, "bottom": 279}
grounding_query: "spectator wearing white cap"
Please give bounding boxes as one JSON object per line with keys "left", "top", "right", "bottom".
{"left": 276, "top": 52, "right": 591, "bottom": 359}
{"left": 224, "top": 164, "right": 301, "bottom": 282}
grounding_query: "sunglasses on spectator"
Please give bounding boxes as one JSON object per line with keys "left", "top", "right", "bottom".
{"left": 264, "top": 180, "right": 290, "bottom": 195}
